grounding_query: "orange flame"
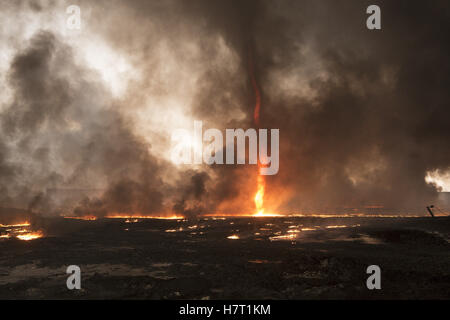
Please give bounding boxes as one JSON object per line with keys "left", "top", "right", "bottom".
{"left": 63, "top": 216, "right": 97, "bottom": 221}
{"left": 105, "top": 214, "right": 184, "bottom": 220}
{"left": 16, "top": 231, "right": 43, "bottom": 241}
{"left": 254, "top": 175, "right": 265, "bottom": 215}
{"left": 0, "top": 222, "right": 30, "bottom": 227}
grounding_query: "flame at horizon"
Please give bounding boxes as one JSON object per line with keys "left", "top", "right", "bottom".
{"left": 16, "top": 231, "right": 43, "bottom": 241}
{"left": 0, "top": 221, "right": 43, "bottom": 241}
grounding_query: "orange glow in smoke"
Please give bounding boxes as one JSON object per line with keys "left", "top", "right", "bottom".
{"left": 249, "top": 50, "right": 261, "bottom": 126}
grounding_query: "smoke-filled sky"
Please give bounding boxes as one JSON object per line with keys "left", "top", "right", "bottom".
{"left": 0, "top": 0, "right": 449, "bottom": 217}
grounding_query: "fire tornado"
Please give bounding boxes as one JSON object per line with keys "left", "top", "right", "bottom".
{"left": 249, "top": 48, "right": 266, "bottom": 216}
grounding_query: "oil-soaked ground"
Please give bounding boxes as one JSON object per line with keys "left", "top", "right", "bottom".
{"left": 1, "top": 216, "right": 449, "bottom": 299}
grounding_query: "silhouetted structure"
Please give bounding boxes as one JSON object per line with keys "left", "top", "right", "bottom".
{"left": 426, "top": 205, "right": 435, "bottom": 218}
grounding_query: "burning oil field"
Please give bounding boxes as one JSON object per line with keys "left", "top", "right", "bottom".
{"left": 1, "top": 214, "right": 449, "bottom": 299}
{"left": 1, "top": 0, "right": 450, "bottom": 302}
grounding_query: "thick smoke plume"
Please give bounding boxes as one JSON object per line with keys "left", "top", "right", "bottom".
{"left": 0, "top": 0, "right": 449, "bottom": 219}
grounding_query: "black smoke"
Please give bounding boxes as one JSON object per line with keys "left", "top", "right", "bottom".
{"left": 1, "top": 0, "right": 449, "bottom": 218}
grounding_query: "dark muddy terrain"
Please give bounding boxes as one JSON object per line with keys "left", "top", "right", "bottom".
{"left": 1, "top": 216, "right": 449, "bottom": 299}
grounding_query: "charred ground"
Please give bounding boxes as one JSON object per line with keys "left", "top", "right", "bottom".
{"left": 0, "top": 216, "right": 449, "bottom": 299}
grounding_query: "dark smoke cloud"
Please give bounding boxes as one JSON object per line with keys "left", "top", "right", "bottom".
{"left": 100, "top": 0, "right": 449, "bottom": 213}
{"left": 0, "top": 0, "right": 449, "bottom": 218}
{"left": 260, "top": 0, "right": 450, "bottom": 211}
{"left": 0, "top": 31, "right": 176, "bottom": 217}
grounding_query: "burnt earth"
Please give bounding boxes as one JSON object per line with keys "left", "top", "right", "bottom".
{"left": 0, "top": 216, "right": 449, "bottom": 299}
